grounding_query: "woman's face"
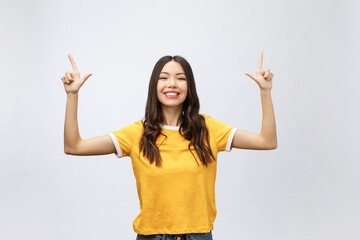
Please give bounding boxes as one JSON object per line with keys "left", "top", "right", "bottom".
{"left": 157, "top": 60, "right": 188, "bottom": 109}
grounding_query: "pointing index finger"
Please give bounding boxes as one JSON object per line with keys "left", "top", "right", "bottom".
{"left": 68, "top": 54, "right": 78, "bottom": 71}
{"left": 257, "top": 51, "right": 263, "bottom": 71}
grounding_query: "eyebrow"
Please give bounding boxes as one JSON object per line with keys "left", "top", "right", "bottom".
{"left": 160, "top": 72, "right": 186, "bottom": 76}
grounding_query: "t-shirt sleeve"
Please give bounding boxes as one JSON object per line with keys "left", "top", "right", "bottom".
{"left": 107, "top": 120, "right": 143, "bottom": 158}
{"left": 203, "top": 114, "right": 238, "bottom": 152}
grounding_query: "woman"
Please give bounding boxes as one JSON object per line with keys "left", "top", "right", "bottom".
{"left": 61, "top": 53, "right": 277, "bottom": 240}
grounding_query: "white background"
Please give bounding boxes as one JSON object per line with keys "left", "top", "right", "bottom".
{"left": 1, "top": 0, "right": 359, "bottom": 239}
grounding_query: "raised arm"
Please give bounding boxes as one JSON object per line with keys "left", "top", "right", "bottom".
{"left": 231, "top": 52, "right": 277, "bottom": 150}
{"left": 61, "top": 54, "right": 117, "bottom": 156}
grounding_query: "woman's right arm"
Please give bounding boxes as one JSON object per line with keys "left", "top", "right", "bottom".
{"left": 62, "top": 54, "right": 117, "bottom": 156}
{"left": 64, "top": 93, "right": 117, "bottom": 156}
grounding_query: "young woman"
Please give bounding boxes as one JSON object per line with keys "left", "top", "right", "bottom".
{"left": 61, "top": 53, "right": 277, "bottom": 240}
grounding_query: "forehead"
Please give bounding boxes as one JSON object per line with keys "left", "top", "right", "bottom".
{"left": 160, "top": 61, "right": 185, "bottom": 74}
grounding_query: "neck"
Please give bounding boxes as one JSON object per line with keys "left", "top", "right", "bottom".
{"left": 161, "top": 105, "right": 183, "bottom": 126}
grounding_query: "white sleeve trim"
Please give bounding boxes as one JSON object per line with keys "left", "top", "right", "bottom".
{"left": 108, "top": 133, "right": 123, "bottom": 158}
{"left": 226, "top": 127, "right": 238, "bottom": 152}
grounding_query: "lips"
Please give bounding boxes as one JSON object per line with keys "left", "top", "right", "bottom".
{"left": 164, "top": 91, "right": 180, "bottom": 97}
{"left": 163, "top": 91, "right": 180, "bottom": 99}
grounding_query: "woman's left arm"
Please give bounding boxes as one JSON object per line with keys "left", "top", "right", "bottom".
{"left": 231, "top": 52, "right": 278, "bottom": 150}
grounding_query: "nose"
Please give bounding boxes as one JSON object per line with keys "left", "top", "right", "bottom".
{"left": 168, "top": 77, "right": 177, "bottom": 88}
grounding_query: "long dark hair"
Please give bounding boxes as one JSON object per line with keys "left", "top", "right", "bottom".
{"left": 139, "top": 55, "right": 216, "bottom": 168}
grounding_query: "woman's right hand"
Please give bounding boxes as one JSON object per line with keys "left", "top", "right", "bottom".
{"left": 61, "top": 54, "right": 92, "bottom": 94}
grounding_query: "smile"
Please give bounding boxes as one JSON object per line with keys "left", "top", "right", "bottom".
{"left": 164, "top": 92, "right": 180, "bottom": 98}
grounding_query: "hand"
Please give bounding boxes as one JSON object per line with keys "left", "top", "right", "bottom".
{"left": 61, "top": 54, "right": 92, "bottom": 94}
{"left": 245, "top": 52, "right": 274, "bottom": 91}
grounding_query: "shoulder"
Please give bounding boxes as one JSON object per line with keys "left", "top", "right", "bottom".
{"left": 200, "top": 113, "right": 216, "bottom": 122}
{"left": 133, "top": 119, "right": 144, "bottom": 132}
{"left": 200, "top": 113, "right": 231, "bottom": 131}
{"left": 116, "top": 119, "right": 144, "bottom": 135}
{"left": 200, "top": 113, "right": 215, "bottom": 129}
{"left": 200, "top": 113, "right": 211, "bottom": 119}
{"left": 136, "top": 119, "right": 144, "bottom": 128}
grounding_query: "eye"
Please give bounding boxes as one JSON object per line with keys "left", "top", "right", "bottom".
{"left": 159, "top": 77, "right": 167, "bottom": 80}
{"left": 178, "top": 78, "right": 186, "bottom": 80}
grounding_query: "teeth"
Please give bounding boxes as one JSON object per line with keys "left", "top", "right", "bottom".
{"left": 165, "top": 93, "right": 178, "bottom": 96}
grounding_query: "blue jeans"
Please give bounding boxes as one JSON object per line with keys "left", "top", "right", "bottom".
{"left": 136, "top": 231, "right": 213, "bottom": 240}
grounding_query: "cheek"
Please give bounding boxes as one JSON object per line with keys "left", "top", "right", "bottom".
{"left": 157, "top": 83, "right": 162, "bottom": 93}
{"left": 157, "top": 90, "right": 163, "bottom": 99}
{"left": 182, "top": 83, "right": 188, "bottom": 94}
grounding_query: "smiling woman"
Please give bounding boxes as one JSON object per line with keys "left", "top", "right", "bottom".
{"left": 157, "top": 61, "right": 188, "bottom": 115}
{"left": 61, "top": 52, "right": 277, "bottom": 240}
{"left": 139, "top": 55, "right": 219, "bottom": 169}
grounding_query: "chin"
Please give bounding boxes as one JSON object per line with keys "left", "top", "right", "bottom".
{"left": 160, "top": 100, "right": 185, "bottom": 108}
{"left": 162, "top": 103, "right": 184, "bottom": 108}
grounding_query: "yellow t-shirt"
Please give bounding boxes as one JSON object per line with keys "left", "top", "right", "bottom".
{"left": 108, "top": 114, "right": 238, "bottom": 235}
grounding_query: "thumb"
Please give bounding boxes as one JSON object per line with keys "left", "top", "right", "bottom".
{"left": 82, "top": 73, "right": 92, "bottom": 82}
{"left": 245, "top": 73, "right": 256, "bottom": 81}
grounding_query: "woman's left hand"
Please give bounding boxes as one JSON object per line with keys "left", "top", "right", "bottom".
{"left": 245, "top": 52, "right": 274, "bottom": 91}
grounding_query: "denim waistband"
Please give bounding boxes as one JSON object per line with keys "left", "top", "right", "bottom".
{"left": 136, "top": 230, "right": 212, "bottom": 240}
